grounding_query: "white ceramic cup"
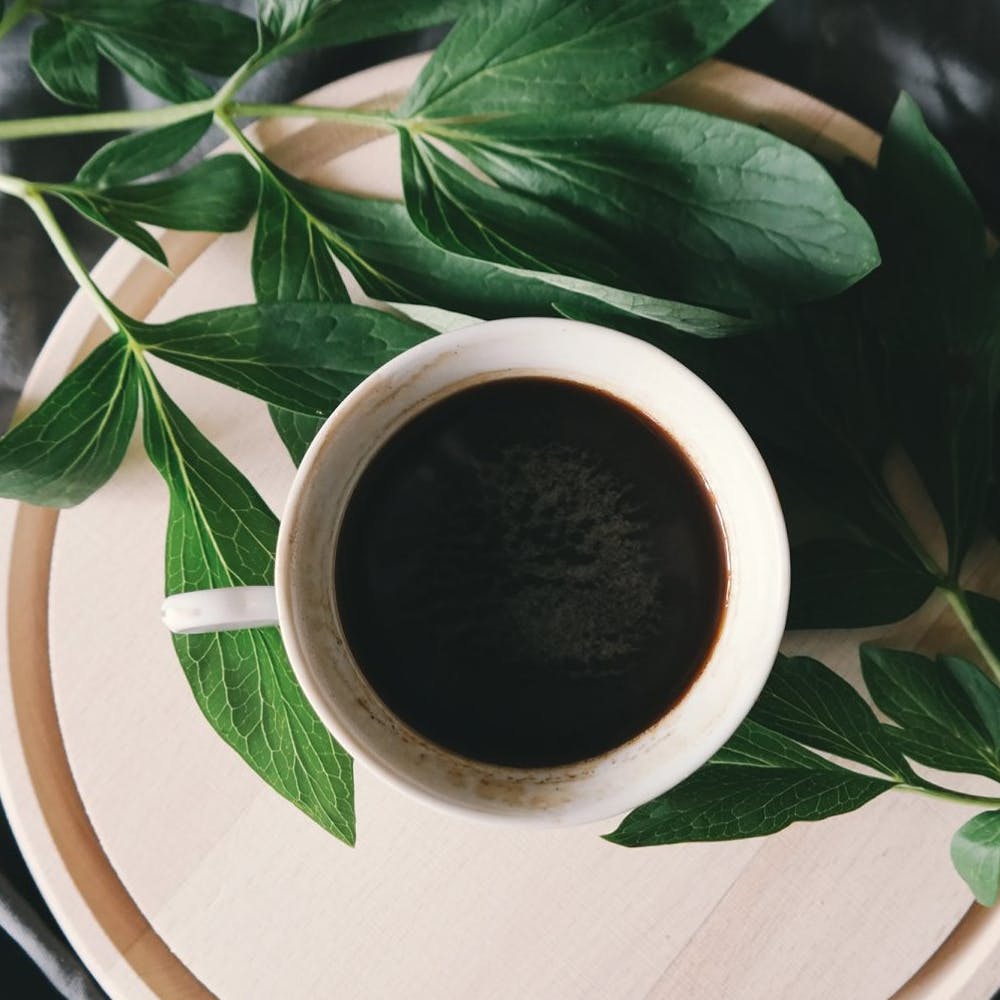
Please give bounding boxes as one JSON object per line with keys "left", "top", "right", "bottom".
{"left": 162, "top": 317, "right": 789, "bottom": 826}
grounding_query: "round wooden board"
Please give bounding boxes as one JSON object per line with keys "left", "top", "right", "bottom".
{"left": 3, "top": 53, "right": 1000, "bottom": 1000}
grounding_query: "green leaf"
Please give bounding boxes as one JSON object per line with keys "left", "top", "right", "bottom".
{"left": 861, "top": 645, "right": 1000, "bottom": 781}
{"left": 269, "top": 405, "right": 324, "bottom": 466}
{"left": 750, "top": 654, "right": 914, "bottom": 779}
{"left": 399, "top": 132, "right": 636, "bottom": 286}
{"left": 436, "top": 104, "right": 879, "bottom": 308}
{"left": 0, "top": 335, "right": 138, "bottom": 507}
{"left": 547, "top": 286, "right": 757, "bottom": 338}
{"left": 92, "top": 30, "right": 211, "bottom": 103}
{"left": 787, "top": 539, "right": 937, "bottom": 630}
{"left": 56, "top": 190, "right": 169, "bottom": 267}
{"left": 871, "top": 93, "right": 995, "bottom": 575}
{"left": 400, "top": 0, "right": 773, "bottom": 117}
{"left": 252, "top": 173, "right": 348, "bottom": 305}
{"left": 942, "top": 654, "right": 1000, "bottom": 749}
{"left": 76, "top": 115, "right": 213, "bottom": 188}
{"left": 30, "top": 19, "right": 99, "bottom": 108}
{"left": 140, "top": 375, "right": 354, "bottom": 844}
{"left": 952, "top": 811, "right": 1000, "bottom": 905}
{"left": 606, "top": 717, "right": 895, "bottom": 847}
{"left": 879, "top": 93, "right": 985, "bottom": 298}
{"left": 129, "top": 302, "right": 434, "bottom": 415}
{"left": 60, "top": 0, "right": 258, "bottom": 75}
{"left": 79, "top": 155, "right": 259, "bottom": 233}
{"left": 709, "top": 718, "right": 838, "bottom": 769}
{"left": 259, "top": 0, "right": 463, "bottom": 60}
{"left": 286, "top": 178, "right": 755, "bottom": 336}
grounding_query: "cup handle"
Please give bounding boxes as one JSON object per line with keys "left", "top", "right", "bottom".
{"left": 160, "top": 586, "right": 279, "bottom": 635}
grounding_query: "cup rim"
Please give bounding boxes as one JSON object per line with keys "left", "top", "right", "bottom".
{"left": 275, "top": 317, "right": 789, "bottom": 826}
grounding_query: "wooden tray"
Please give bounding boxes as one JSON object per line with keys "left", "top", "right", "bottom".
{"left": 3, "top": 53, "right": 1000, "bottom": 1000}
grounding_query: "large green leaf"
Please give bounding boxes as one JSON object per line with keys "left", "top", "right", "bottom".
{"left": 400, "top": 0, "right": 773, "bottom": 117}
{"left": 861, "top": 645, "right": 1000, "bottom": 781}
{"left": 30, "top": 19, "right": 99, "bottom": 108}
{"left": 400, "top": 131, "right": 637, "bottom": 286}
{"left": 285, "top": 177, "right": 754, "bottom": 336}
{"left": 871, "top": 94, "right": 997, "bottom": 576}
{"left": 129, "top": 302, "right": 433, "bottom": 415}
{"left": 252, "top": 173, "right": 348, "bottom": 305}
{"left": 750, "top": 654, "right": 914, "bottom": 779}
{"left": 434, "top": 104, "right": 879, "bottom": 308}
{"left": 0, "top": 335, "right": 138, "bottom": 507}
{"left": 952, "top": 810, "right": 1000, "bottom": 905}
{"left": 606, "top": 717, "right": 895, "bottom": 846}
{"left": 140, "top": 374, "right": 354, "bottom": 844}
{"left": 787, "top": 539, "right": 937, "bottom": 630}
{"left": 74, "top": 155, "right": 259, "bottom": 233}
{"left": 57, "top": 0, "right": 258, "bottom": 75}
{"left": 76, "top": 115, "right": 213, "bottom": 188}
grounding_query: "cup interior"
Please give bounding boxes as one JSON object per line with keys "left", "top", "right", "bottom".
{"left": 276, "top": 318, "right": 788, "bottom": 826}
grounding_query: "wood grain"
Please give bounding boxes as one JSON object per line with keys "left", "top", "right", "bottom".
{"left": 0, "top": 53, "right": 996, "bottom": 1000}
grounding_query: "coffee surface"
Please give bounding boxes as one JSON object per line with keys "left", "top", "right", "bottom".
{"left": 335, "top": 377, "right": 726, "bottom": 768}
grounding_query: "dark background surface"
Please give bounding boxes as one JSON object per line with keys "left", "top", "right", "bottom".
{"left": 1, "top": 1, "right": 998, "bottom": 996}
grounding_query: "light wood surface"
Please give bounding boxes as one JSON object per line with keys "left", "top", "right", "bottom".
{"left": 1, "top": 53, "right": 999, "bottom": 1000}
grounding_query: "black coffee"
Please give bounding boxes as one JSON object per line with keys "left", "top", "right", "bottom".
{"left": 334, "top": 377, "right": 726, "bottom": 768}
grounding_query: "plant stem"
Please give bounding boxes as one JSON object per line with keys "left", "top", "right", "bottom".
{"left": 21, "top": 189, "right": 121, "bottom": 333}
{"left": 901, "top": 781, "right": 1000, "bottom": 810}
{"left": 0, "top": 99, "right": 214, "bottom": 141}
{"left": 229, "top": 102, "right": 398, "bottom": 131}
{"left": 943, "top": 588, "right": 1000, "bottom": 683}
{"left": 214, "top": 111, "right": 265, "bottom": 167}
{"left": 0, "top": 0, "right": 32, "bottom": 44}
{"left": 0, "top": 173, "right": 30, "bottom": 198}
{"left": 211, "top": 55, "right": 261, "bottom": 111}
{"left": 0, "top": 99, "right": 395, "bottom": 143}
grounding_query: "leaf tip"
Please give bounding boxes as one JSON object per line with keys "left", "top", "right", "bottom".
{"left": 601, "top": 821, "right": 633, "bottom": 847}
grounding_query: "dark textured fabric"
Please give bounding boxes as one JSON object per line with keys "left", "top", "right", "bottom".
{"left": 0, "top": 2, "right": 997, "bottom": 996}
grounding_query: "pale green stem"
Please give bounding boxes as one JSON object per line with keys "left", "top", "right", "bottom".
{"left": 229, "top": 101, "right": 398, "bottom": 131}
{"left": 0, "top": 99, "right": 214, "bottom": 141}
{"left": 214, "top": 111, "right": 265, "bottom": 167}
{"left": 901, "top": 781, "right": 1000, "bottom": 810}
{"left": 20, "top": 189, "right": 122, "bottom": 334}
{"left": 0, "top": 173, "right": 30, "bottom": 198}
{"left": 0, "top": 0, "right": 32, "bottom": 43}
{"left": 0, "top": 98, "right": 395, "bottom": 143}
{"left": 944, "top": 588, "right": 1000, "bottom": 684}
